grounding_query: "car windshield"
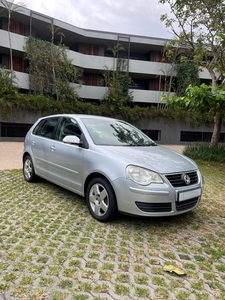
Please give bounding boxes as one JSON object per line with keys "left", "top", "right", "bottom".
{"left": 81, "top": 118, "right": 157, "bottom": 146}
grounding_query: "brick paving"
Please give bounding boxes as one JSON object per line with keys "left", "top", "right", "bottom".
{"left": 0, "top": 142, "right": 225, "bottom": 300}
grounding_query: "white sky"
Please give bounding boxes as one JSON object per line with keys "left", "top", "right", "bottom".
{"left": 22, "top": 0, "right": 172, "bottom": 38}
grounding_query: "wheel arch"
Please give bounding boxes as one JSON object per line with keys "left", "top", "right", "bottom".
{"left": 84, "top": 172, "right": 117, "bottom": 201}
{"left": 23, "top": 152, "right": 35, "bottom": 168}
{"left": 23, "top": 152, "right": 38, "bottom": 182}
{"left": 23, "top": 151, "right": 32, "bottom": 162}
{"left": 85, "top": 173, "right": 118, "bottom": 222}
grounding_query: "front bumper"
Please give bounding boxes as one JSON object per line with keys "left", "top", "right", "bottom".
{"left": 112, "top": 177, "right": 204, "bottom": 217}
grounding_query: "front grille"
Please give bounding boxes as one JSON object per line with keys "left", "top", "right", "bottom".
{"left": 176, "top": 197, "right": 199, "bottom": 211}
{"left": 135, "top": 201, "right": 171, "bottom": 213}
{"left": 165, "top": 171, "right": 198, "bottom": 187}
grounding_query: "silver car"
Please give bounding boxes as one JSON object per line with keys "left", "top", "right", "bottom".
{"left": 23, "top": 114, "right": 204, "bottom": 222}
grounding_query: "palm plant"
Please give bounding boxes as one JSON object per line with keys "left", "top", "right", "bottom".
{"left": 48, "top": 22, "right": 65, "bottom": 100}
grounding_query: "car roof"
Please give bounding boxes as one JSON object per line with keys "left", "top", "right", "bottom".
{"left": 39, "top": 114, "right": 119, "bottom": 121}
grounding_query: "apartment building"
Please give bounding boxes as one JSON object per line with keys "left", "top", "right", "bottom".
{"left": 0, "top": 2, "right": 224, "bottom": 143}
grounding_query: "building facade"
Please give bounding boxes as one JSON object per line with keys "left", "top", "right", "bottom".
{"left": 0, "top": 2, "right": 224, "bottom": 143}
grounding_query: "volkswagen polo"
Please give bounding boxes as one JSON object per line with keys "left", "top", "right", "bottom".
{"left": 23, "top": 114, "right": 204, "bottom": 222}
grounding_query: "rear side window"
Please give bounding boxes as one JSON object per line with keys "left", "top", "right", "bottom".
{"left": 33, "top": 117, "right": 59, "bottom": 139}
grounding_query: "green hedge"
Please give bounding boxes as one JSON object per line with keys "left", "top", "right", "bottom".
{"left": 0, "top": 90, "right": 213, "bottom": 127}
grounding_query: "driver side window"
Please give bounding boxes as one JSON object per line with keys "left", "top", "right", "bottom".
{"left": 55, "top": 118, "right": 81, "bottom": 141}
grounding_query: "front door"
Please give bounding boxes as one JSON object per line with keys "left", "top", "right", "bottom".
{"left": 47, "top": 117, "right": 84, "bottom": 194}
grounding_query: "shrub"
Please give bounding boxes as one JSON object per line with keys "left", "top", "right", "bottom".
{"left": 183, "top": 143, "right": 225, "bottom": 162}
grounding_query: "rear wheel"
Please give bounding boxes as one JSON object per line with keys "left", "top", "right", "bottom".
{"left": 23, "top": 155, "right": 37, "bottom": 182}
{"left": 86, "top": 177, "right": 117, "bottom": 222}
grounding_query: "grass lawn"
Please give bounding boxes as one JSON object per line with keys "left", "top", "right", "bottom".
{"left": 0, "top": 161, "right": 225, "bottom": 300}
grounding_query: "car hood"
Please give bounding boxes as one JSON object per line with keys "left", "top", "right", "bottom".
{"left": 101, "top": 145, "right": 197, "bottom": 174}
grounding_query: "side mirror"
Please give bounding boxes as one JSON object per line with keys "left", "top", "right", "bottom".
{"left": 62, "top": 135, "right": 82, "bottom": 145}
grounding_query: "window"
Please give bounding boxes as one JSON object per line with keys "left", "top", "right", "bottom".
{"left": 141, "top": 129, "right": 161, "bottom": 141}
{"left": 181, "top": 131, "right": 225, "bottom": 142}
{"left": 1, "top": 123, "right": 31, "bottom": 137}
{"left": 33, "top": 117, "right": 59, "bottom": 139}
{"left": 55, "top": 118, "right": 81, "bottom": 141}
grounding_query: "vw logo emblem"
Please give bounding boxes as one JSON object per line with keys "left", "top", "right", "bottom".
{"left": 182, "top": 174, "right": 191, "bottom": 185}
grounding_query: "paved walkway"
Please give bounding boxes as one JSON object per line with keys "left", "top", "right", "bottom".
{"left": 0, "top": 142, "right": 185, "bottom": 171}
{"left": 0, "top": 142, "right": 24, "bottom": 170}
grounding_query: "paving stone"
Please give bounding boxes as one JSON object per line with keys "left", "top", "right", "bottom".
{"left": 0, "top": 144, "right": 225, "bottom": 299}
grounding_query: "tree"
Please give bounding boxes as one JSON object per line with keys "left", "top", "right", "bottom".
{"left": 102, "top": 61, "right": 134, "bottom": 107}
{"left": 102, "top": 67, "right": 134, "bottom": 108}
{"left": 48, "top": 22, "right": 65, "bottom": 100}
{"left": 24, "top": 36, "right": 83, "bottom": 102}
{"left": 164, "top": 84, "right": 225, "bottom": 147}
{"left": 102, "top": 43, "right": 134, "bottom": 108}
{"left": 175, "top": 60, "right": 200, "bottom": 96}
{"left": 159, "top": 0, "right": 225, "bottom": 147}
{"left": 107, "top": 43, "right": 125, "bottom": 88}
{"left": 0, "top": 65, "right": 17, "bottom": 92}
{"left": 163, "top": 45, "right": 200, "bottom": 96}
{"left": 0, "top": 0, "right": 25, "bottom": 73}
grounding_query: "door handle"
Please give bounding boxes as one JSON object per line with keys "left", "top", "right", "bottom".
{"left": 32, "top": 141, "right": 36, "bottom": 145}
{"left": 50, "top": 146, "right": 56, "bottom": 151}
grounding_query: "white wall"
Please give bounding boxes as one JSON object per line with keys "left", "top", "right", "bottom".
{"left": 0, "top": 29, "right": 27, "bottom": 52}
{"left": 15, "top": 72, "right": 29, "bottom": 89}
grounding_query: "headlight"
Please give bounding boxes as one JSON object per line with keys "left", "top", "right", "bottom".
{"left": 126, "top": 165, "right": 163, "bottom": 186}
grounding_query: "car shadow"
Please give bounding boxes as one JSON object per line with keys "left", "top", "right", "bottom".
{"left": 30, "top": 177, "right": 203, "bottom": 229}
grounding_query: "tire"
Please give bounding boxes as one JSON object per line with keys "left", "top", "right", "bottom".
{"left": 23, "top": 155, "right": 37, "bottom": 182}
{"left": 86, "top": 177, "right": 118, "bottom": 222}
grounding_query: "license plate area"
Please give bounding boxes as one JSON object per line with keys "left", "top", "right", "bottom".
{"left": 178, "top": 188, "right": 201, "bottom": 202}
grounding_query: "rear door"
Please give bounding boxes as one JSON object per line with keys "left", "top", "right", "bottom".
{"left": 31, "top": 117, "right": 59, "bottom": 177}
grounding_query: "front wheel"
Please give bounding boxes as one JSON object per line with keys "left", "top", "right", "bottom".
{"left": 23, "top": 155, "right": 37, "bottom": 182}
{"left": 86, "top": 177, "right": 117, "bottom": 222}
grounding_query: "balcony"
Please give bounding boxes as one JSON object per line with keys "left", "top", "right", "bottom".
{"left": 76, "top": 85, "right": 170, "bottom": 103}
{"left": 68, "top": 49, "right": 173, "bottom": 76}
{"left": 0, "top": 29, "right": 213, "bottom": 82}
{"left": 12, "top": 71, "right": 173, "bottom": 104}
{"left": 0, "top": 29, "right": 27, "bottom": 52}
{"left": 130, "top": 89, "right": 171, "bottom": 103}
